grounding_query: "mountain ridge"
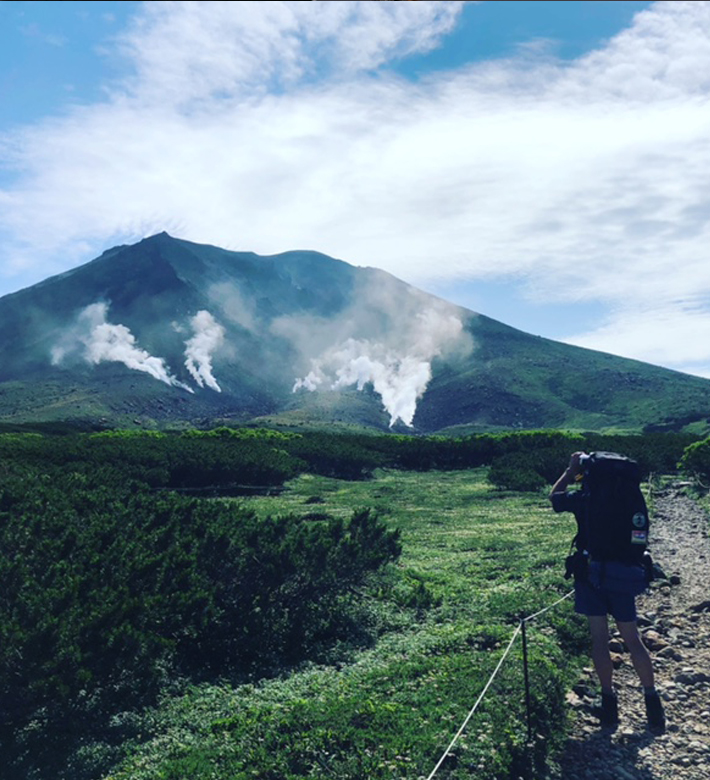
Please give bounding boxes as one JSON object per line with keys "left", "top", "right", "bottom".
{"left": 1, "top": 233, "right": 709, "bottom": 435}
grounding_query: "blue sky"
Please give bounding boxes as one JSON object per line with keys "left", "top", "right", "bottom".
{"left": 3, "top": 1, "right": 710, "bottom": 379}
{"left": 1, "top": 2, "right": 131, "bottom": 124}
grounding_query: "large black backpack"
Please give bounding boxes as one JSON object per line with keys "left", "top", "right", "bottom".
{"left": 580, "top": 451, "right": 649, "bottom": 563}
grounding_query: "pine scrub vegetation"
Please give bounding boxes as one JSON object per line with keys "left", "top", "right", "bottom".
{"left": 0, "top": 431, "right": 400, "bottom": 778}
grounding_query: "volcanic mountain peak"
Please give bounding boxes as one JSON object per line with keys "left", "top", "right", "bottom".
{"left": 1, "top": 233, "right": 709, "bottom": 435}
{"left": 0, "top": 234, "right": 473, "bottom": 429}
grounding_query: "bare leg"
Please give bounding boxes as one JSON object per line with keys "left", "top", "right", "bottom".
{"left": 588, "top": 615, "right": 614, "bottom": 692}
{"left": 616, "top": 620, "right": 655, "bottom": 689}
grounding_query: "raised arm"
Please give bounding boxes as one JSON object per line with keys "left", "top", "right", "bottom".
{"left": 549, "top": 451, "right": 585, "bottom": 500}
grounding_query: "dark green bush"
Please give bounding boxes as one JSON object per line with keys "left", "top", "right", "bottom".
{"left": 286, "top": 433, "right": 389, "bottom": 479}
{"left": 486, "top": 431, "right": 697, "bottom": 492}
{"left": 679, "top": 436, "right": 710, "bottom": 482}
{"left": 488, "top": 452, "right": 548, "bottom": 492}
{"left": 0, "top": 445, "right": 400, "bottom": 780}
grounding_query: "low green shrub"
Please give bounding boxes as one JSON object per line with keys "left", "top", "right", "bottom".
{"left": 679, "top": 436, "right": 710, "bottom": 483}
{"left": 0, "top": 467, "right": 400, "bottom": 778}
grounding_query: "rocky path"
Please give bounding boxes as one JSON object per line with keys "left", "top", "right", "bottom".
{"left": 548, "top": 486, "right": 710, "bottom": 780}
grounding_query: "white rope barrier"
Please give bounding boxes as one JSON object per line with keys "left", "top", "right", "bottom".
{"left": 523, "top": 589, "right": 574, "bottom": 623}
{"left": 425, "top": 588, "right": 575, "bottom": 780}
{"left": 425, "top": 622, "right": 522, "bottom": 780}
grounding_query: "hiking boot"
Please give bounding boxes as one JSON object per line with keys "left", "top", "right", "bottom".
{"left": 645, "top": 691, "right": 666, "bottom": 732}
{"left": 599, "top": 691, "right": 619, "bottom": 727}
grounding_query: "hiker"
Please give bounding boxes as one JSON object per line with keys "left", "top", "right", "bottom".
{"left": 549, "top": 451, "right": 665, "bottom": 731}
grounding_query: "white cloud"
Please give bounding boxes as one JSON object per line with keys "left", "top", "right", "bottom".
{"left": 113, "top": 0, "right": 463, "bottom": 107}
{"left": 2, "top": 1, "right": 710, "bottom": 377}
{"left": 564, "top": 297, "right": 710, "bottom": 375}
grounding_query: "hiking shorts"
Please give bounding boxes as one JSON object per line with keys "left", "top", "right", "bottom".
{"left": 574, "top": 578, "right": 637, "bottom": 623}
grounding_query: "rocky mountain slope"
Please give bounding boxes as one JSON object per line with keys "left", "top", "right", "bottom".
{"left": 2, "top": 232, "right": 710, "bottom": 434}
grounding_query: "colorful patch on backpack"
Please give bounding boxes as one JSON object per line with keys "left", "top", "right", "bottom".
{"left": 631, "top": 529, "right": 647, "bottom": 545}
{"left": 632, "top": 512, "right": 647, "bottom": 528}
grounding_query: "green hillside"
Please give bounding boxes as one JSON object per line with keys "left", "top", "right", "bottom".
{"left": 415, "top": 312, "right": 710, "bottom": 435}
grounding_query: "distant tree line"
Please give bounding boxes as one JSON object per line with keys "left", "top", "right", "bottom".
{"left": 0, "top": 424, "right": 700, "bottom": 489}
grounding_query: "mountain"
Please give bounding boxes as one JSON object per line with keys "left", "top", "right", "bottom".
{"left": 1, "top": 232, "right": 709, "bottom": 435}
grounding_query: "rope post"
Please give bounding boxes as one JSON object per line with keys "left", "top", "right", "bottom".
{"left": 425, "top": 591, "right": 572, "bottom": 780}
{"left": 521, "top": 618, "right": 533, "bottom": 746}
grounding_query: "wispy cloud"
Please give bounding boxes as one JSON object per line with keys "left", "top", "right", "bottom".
{"left": 113, "top": 0, "right": 463, "bottom": 107}
{"left": 2, "top": 1, "right": 710, "bottom": 376}
{"left": 20, "top": 25, "right": 67, "bottom": 48}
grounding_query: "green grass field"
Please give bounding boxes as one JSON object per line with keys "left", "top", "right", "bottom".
{"left": 102, "top": 468, "right": 589, "bottom": 780}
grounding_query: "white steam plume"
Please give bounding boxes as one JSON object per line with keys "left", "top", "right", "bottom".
{"left": 184, "top": 310, "right": 225, "bottom": 392}
{"left": 293, "top": 307, "right": 464, "bottom": 427}
{"left": 53, "top": 302, "right": 193, "bottom": 392}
